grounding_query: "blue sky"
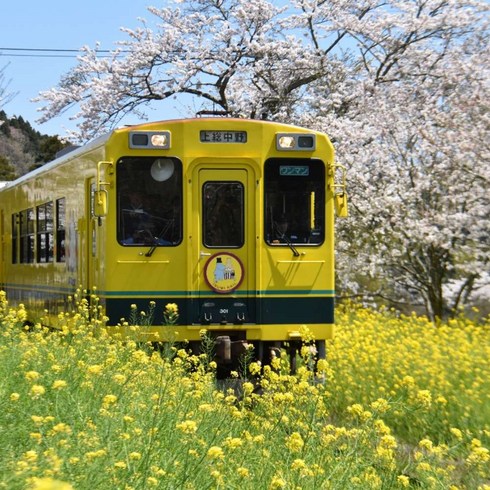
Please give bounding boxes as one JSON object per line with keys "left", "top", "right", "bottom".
{"left": 0, "top": 1, "right": 184, "bottom": 137}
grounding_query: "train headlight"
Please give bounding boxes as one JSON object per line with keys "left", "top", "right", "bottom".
{"left": 276, "top": 133, "right": 316, "bottom": 151}
{"left": 129, "top": 131, "right": 171, "bottom": 149}
{"left": 277, "top": 136, "right": 295, "bottom": 149}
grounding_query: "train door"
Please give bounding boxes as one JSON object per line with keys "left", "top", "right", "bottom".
{"left": 0, "top": 209, "right": 4, "bottom": 285}
{"left": 193, "top": 167, "right": 255, "bottom": 325}
{"left": 86, "top": 178, "right": 98, "bottom": 290}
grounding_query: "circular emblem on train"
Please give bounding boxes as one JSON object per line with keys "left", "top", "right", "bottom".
{"left": 204, "top": 253, "right": 244, "bottom": 294}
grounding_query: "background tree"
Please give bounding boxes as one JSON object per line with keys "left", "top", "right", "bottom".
{"left": 0, "top": 155, "right": 16, "bottom": 181}
{"left": 0, "top": 112, "right": 69, "bottom": 175}
{"left": 0, "top": 64, "right": 17, "bottom": 110}
{"left": 35, "top": 0, "right": 490, "bottom": 320}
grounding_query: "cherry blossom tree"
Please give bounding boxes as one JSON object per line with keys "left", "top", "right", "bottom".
{"left": 297, "top": 0, "right": 490, "bottom": 320}
{"left": 35, "top": 0, "right": 490, "bottom": 320}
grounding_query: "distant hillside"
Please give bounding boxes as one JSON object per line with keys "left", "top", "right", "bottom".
{"left": 0, "top": 111, "right": 68, "bottom": 180}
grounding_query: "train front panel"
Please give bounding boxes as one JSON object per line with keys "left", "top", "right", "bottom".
{"left": 98, "top": 119, "right": 336, "bottom": 348}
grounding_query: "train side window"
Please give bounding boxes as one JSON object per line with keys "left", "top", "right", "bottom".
{"left": 37, "top": 202, "right": 54, "bottom": 263}
{"left": 11, "top": 213, "right": 18, "bottom": 264}
{"left": 117, "top": 157, "right": 183, "bottom": 246}
{"left": 203, "top": 181, "right": 244, "bottom": 248}
{"left": 56, "top": 198, "right": 66, "bottom": 262}
{"left": 19, "top": 208, "right": 35, "bottom": 263}
{"left": 264, "top": 158, "right": 325, "bottom": 246}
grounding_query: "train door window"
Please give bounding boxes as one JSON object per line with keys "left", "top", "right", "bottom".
{"left": 116, "top": 157, "right": 183, "bottom": 246}
{"left": 203, "top": 182, "right": 244, "bottom": 248}
{"left": 90, "top": 183, "right": 96, "bottom": 257}
{"left": 37, "top": 202, "right": 54, "bottom": 263}
{"left": 264, "top": 158, "right": 325, "bottom": 246}
{"left": 56, "top": 198, "right": 66, "bottom": 262}
{"left": 19, "top": 208, "right": 35, "bottom": 263}
{"left": 11, "top": 213, "right": 18, "bottom": 264}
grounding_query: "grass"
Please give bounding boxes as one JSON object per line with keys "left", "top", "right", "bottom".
{"left": 0, "top": 292, "right": 489, "bottom": 489}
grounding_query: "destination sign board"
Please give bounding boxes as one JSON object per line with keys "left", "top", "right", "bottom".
{"left": 200, "top": 130, "right": 247, "bottom": 143}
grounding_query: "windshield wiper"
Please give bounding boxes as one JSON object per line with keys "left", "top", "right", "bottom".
{"left": 273, "top": 222, "right": 300, "bottom": 257}
{"left": 281, "top": 233, "right": 300, "bottom": 257}
{"left": 145, "top": 240, "right": 158, "bottom": 257}
{"left": 145, "top": 220, "right": 174, "bottom": 257}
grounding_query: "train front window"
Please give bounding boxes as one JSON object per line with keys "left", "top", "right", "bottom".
{"left": 117, "top": 157, "right": 182, "bottom": 246}
{"left": 265, "top": 158, "right": 325, "bottom": 246}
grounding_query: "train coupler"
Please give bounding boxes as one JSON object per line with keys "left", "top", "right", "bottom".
{"left": 214, "top": 336, "right": 249, "bottom": 364}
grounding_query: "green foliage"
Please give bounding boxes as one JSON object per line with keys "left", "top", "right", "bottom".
{"left": 0, "top": 154, "right": 16, "bottom": 180}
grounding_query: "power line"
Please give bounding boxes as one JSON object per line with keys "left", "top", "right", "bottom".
{"left": 0, "top": 47, "right": 124, "bottom": 59}
{"left": 0, "top": 54, "right": 81, "bottom": 58}
{"left": 0, "top": 47, "right": 113, "bottom": 53}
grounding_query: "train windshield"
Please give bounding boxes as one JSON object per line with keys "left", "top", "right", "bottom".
{"left": 265, "top": 158, "right": 325, "bottom": 246}
{"left": 116, "top": 156, "right": 182, "bottom": 246}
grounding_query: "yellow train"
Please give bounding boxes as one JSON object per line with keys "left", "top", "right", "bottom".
{"left": 0, "top": 118, "right": 347, "bottom": 373}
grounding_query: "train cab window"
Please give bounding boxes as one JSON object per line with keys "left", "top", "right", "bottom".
{"left": 264, "top": 158, "right": 325, "bottom": 246}
{"left": 56, "top": 198, "right": 66, "bottom": 262}
{"left": 203, "top": 182, "right": 244, "bottom": 248}
{"left": 117, "top": 157, "right": 183, "bottom": 246}
{"left": 11, "top": 213, "right": 18, "bottom": 264}
{"left": 19, "top": 208, "right": 35, "bottom": 263}
{"left": 37, "top": 202, "right": 54, "bottom": 263}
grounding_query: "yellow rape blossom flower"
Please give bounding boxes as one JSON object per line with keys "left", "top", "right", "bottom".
{"left": 269, "top": 475, "right": 287, "bottom": 489}
{"left": 291, "top": 459, "right": 307, "bottom": 470}
{"left": 224, "top": 437, "right": 243, "bottom": 449}
{"left": 85, "top": 449, "right": 107, "bottom": 460}
{"left": 249, "top": 362, "right": 262, "bottom": 376}
{"left": 450, "top": 428, "right": 463, "bottom": 440}
{"left": 112, "top": 374, "right": 127, "bottom": 384}
{"left": 30, "top": 385, "right": 46, "bottom": 398}
{"left": 415, "top": 390, "right": 432, "bottom": 409}
{"left": 370, "top": 398, "right": 390, "bottom": 414}
{"left": 31, "top": 415, "right": 44, "bottom": 426}
{"left": 237, "top": 467, "right": 250, "bottom": 478}
{"left": 176, "top": 420, "right": 198, "bottom": 434}
{"left": 419, "top": 438, "right": 434, "bottom": 451}
{"left": 52, "top": 423, "right": 71, "bottom": 434}
{"left": 285, "top": 432, "right": 304, "bottom": 452}
{"left": 207, "top": 446, "right": 224, "bottom": 459}
{"left": 52, "top": 380, "right": 67, "bottom": 390}
{"left": 347, "top": 403, "right": 364, "bottom": 417}
{"left": 30, "top": 432, "right": 42, "bottom": 443}
{"left": 165, "top": 303, "right": 178, "bottom": 314}
{"left": 87, "top": 364, "right": 103, "bottom": 375}
{"left": 397, "top": 475, "right": 410, "bottom": 488}
{"left": 102, "top": 394, "right": 117, "bottom": 405}
{"left": 25, "top": 370, "right": 40, "bottom": 381}
{"left": 28, "top": 477, "right": 74, "bottom": 490}
{"left": 242, "top": 382, "right": 254, "bottom": 395}
{"left": 467, "top": 446, "right": 490, "bottom": 465}
{"left": 23, "top": 450, "right": 38, "bottom": 462}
